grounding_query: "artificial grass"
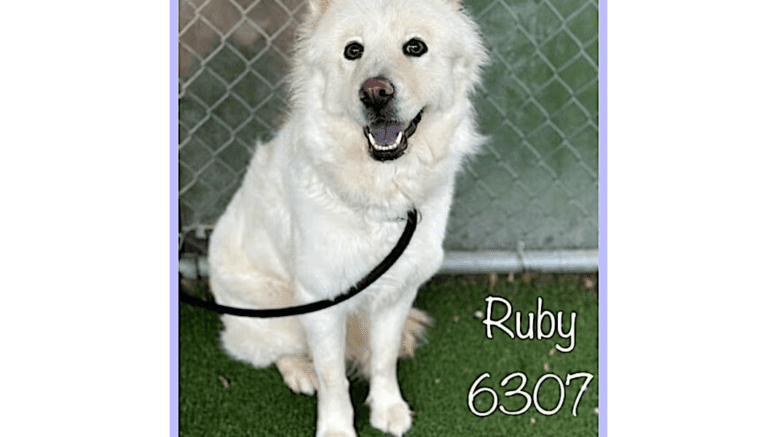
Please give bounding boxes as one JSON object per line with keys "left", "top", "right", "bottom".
{"left": 179, "top": 273, "right": 599, "bottom": 436}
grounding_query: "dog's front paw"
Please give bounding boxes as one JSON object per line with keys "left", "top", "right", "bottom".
{"left": 370, "top": 401, "right": 413, "bottom": 436}
{"left": 277, "top": 355, "right": 318, "bottom": 395}
{"left": 318, "top": 431, "right": 356, "bottom": 437}
{"left": 316, "top": 423, "right": 357, "bottom": 437}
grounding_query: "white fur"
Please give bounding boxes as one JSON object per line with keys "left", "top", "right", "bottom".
{"left": 207, "top": 0, "right": 487, "bottom": 435}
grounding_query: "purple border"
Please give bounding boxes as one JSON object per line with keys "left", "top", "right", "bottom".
{"left": 168, "top": 1, "right": 607, "bottom": 435}
{"left": 170, "top": 0, "right": 179, "bottom": 435}
{"left": 599, "top": 1, "right": 607, "bottom": 436}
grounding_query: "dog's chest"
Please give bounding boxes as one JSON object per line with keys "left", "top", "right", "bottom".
{"left": 291, "top": 212, "right": 431, "bottom": 299}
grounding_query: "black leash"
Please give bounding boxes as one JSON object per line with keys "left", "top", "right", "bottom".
{"left": 180, "top": 209, "right": 418, "bottom": 318}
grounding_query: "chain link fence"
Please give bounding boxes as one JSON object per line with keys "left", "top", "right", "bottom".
{"left": 178, "top": 0, "right": 598, "bottom": 254}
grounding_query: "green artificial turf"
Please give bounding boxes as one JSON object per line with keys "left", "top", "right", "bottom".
{"left": 179, "top": 273, "right": 599, "bottom": 436}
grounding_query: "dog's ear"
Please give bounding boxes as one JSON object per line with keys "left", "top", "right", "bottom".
{"left": 307, "top": 0, "right": 333, "bottom": 18}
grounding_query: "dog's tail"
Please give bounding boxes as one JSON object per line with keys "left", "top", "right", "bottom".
{"left": 346, "top": 307, "right": 432, "bottom": 377}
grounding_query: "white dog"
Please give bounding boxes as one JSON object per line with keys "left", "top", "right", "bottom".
{"left": 207, "top": 0, "right": 487, "bottom": 435}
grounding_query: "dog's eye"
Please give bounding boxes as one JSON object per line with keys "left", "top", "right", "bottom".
{"left": 403, "top": 38, "right": 427, "bottom": 57}
{"left": 344, "top": 42, "right": 364, "bottom": 60}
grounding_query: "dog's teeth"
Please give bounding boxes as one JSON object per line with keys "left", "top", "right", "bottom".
{"left": 368, "top": 130, "right": 401, "bottom": 151}
{"left": 393, "top": 130, "right": 403, "bottom": 147}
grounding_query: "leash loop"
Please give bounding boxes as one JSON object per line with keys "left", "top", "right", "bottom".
{"left": 180, "top": 209, "right": 418, "bottom": 318}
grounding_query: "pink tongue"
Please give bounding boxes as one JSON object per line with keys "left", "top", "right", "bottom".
{"left": 370, "top": 120, "right": 403, "bottom": 145}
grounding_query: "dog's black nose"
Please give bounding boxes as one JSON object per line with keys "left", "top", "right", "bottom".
{"left": 359, "top": 77, "right": 394, "bottom": 109}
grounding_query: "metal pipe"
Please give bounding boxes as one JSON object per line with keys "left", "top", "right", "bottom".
{"left": 439, "top": 249, "right": 598, "bottom": 274}
{"left": 179, "top": 249, "right": 598, "bottom": 280}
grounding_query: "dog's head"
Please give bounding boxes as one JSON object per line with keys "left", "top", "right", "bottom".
{"left": 291, "top": 0, "right": 488, "bottom": 164}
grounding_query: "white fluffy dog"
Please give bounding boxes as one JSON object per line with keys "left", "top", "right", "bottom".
{"left": 207, "top": 0, "right": 487, "bottom": 435}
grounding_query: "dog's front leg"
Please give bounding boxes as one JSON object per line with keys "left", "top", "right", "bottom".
{"left": 297, "top": 287, "right": 355, "bottom": 437}
{"left": 367, "top": 289, "right": 416, "bottom": 436}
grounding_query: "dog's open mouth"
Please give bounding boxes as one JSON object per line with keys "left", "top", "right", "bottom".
{"left": 363, "top": 110, "right": 423, "bottom": 162}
